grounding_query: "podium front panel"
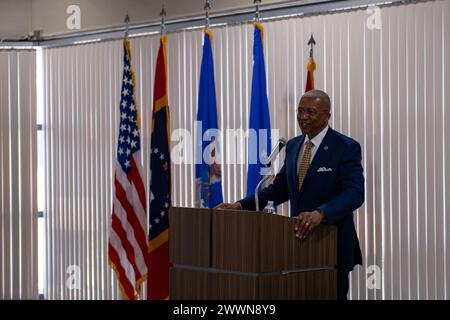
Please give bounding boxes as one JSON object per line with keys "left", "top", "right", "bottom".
{"left": 169, "top": 207, "right": 211, "bottom": 267}
{"left": 212, "top": 210, "right": 337, "bottom": 273}
{"left": 170, "top": 267, "right": 336, "bottom": 300}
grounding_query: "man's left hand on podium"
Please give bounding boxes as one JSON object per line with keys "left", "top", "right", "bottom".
{"left": 294, "top": 210, "right": 326, "bottom": 240}
{"left": 214, "top": 202, "right": 242, "bottom": 210}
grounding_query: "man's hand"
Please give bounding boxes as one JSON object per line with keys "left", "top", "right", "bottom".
{"left": 215, "top": 202, "right": 242, "bottom": 210}
{"left": 294, "top": 210, "right": 326, "bottom": 239}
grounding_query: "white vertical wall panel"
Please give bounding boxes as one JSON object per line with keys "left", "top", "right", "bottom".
{"left": 0, "top": 50, "right": 38, "bottom": 299}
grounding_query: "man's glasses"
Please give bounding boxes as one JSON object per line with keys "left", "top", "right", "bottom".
{"left": 296, "top": 107, "right": 328, "bottom": 117}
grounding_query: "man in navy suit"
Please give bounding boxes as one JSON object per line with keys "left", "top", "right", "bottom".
{"left": 217, "top": 89, "right": 364, "bottom": 300}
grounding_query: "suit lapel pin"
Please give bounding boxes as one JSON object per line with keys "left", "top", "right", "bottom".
{"left": 324, "top": 145, "right": 329, "bottom": 151}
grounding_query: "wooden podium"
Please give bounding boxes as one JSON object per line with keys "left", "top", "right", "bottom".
{"left": 169, "top": 206, "right": 337, "bottom": 299}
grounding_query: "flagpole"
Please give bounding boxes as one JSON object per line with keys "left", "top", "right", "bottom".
{"left": 247, "top": 0, "right": 272, "bottom": 205}
{"left": 109, "top": 11, "right": 148, "bottom": 300}
{"left": 148, "top": 3, "right": 171, "bottom": 300}
{"left": 195, "top": 0, "right": 223, "bottom": 209}
{"left": 119, "top": 13, "right": 130, "bottom": 296}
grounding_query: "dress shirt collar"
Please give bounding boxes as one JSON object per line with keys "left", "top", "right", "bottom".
{"left": 304, "top": 125, "right": 329, "bottom": 148}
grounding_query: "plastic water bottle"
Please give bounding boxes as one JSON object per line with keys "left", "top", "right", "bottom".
{"left": 262, "top": 201, "right": 276, "bottom": 214}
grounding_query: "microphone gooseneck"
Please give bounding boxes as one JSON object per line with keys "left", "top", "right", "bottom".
{"left": 254, "top": 138, "right": 287, "bottom": 212}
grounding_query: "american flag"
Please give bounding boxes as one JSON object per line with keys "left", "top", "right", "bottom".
{"left": 108, "top": 38, "right": 148, "bottom": 300}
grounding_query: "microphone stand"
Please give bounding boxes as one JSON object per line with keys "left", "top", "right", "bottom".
{"left": 253, "top": 138, "right": 286, "bottom": 212}
{"left": 254, "top": 166, "right": 275, "bottom": 212}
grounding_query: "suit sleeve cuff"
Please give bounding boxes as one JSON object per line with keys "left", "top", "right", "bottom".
{"left": 317, "top": 207, "right": 330, "bottom": 225}
{"left": 239, "top": 196, "right": 256, "bottom": 211}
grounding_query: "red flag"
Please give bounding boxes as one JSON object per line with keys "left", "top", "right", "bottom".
{"left": 305, "top": 57, "right": 316, "bottom": 92}
{"left": 147, "top": 35, "right": 171, "bottom": 300}
{"left": 108, "top": 38, "right": 148, "bottom": 300}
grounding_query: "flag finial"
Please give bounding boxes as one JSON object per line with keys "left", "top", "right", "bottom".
{"left": 160, "top": 4, "right": 166, "bottom": 35}
{"left": 124, "top": 11, "right": 130, "bottom": 37}
{"left": 204, "top": 0, "right": 211, "bottom": 29}
{"left": 308, "top": 34, "right": 316, "bottom": 59}
{"left": 254, "top": 0, "right": 262, "bottom": 22}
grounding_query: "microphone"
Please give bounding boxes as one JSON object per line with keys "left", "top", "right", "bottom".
{"left": 264, "top": 138, "right": 287, "bottom": 168}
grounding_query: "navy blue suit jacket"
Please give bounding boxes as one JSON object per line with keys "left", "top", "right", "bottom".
{"left": 239, "top": 127, "right": 364, "bottom": 272}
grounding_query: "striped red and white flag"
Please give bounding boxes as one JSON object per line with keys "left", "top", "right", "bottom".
{"left": 108, "top": 38, "right": 148, "bottom": 300}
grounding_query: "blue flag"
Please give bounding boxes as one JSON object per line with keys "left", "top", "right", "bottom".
{"left": 195, "top": 30, "right": 223, "bottom": 208}
{"left": 246, "top": 23, "right": 272, "bottom": 197}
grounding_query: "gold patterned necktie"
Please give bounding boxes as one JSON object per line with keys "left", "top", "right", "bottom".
{"left": 298, "top": 140, "right": 313, "bottom": 191}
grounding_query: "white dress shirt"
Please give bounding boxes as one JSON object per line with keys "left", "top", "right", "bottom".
{"left": 297, "top": 125, "right": 329, "bottom": 173}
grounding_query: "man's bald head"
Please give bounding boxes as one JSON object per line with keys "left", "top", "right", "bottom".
{"left": 301, "top": 89, "right": 331, "bottom": 111}
{"left": 297, "top": 89, "right": 331, "bottom": 139}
